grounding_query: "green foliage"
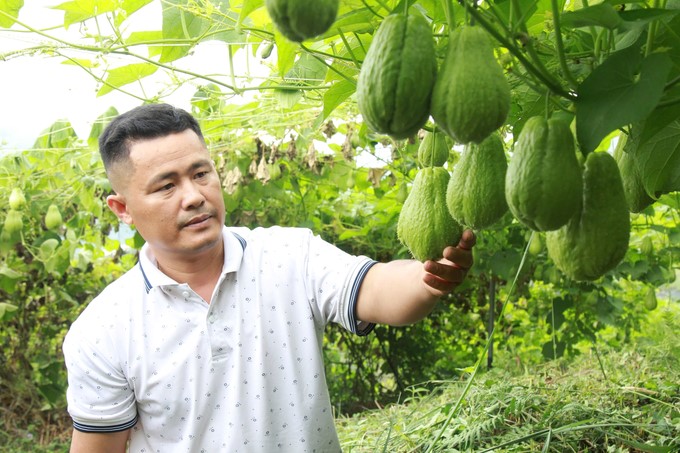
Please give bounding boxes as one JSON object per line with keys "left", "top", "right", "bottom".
{"left": 0, "top": 127, "right": 135, "bottom": 434}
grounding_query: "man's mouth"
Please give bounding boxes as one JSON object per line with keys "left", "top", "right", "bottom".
{"left": 184, "top": 213, "right": 211, "bottom": 227}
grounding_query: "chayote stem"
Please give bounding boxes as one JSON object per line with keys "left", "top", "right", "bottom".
{"left": 462, "top": 2, "right": 575, "bottom": 100}
{"left": 550, "top": 0, "right": 579, "bottom": 90}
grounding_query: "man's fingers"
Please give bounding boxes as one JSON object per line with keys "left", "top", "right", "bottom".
{"left": 424, "top": 260, "right": 468, "bottom": 283}
{"left": 457, "top": 229, "right": 476, "bottom": 251}
{"left": 422, "top": 272, "right": 458, "bottom": 293}
{"left": 442, "top": 247, "right": 474, "bottom": 270}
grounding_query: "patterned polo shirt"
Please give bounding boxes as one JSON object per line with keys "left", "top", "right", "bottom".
{"left": 63, "top": 226, "right": 376, "bottom": 452}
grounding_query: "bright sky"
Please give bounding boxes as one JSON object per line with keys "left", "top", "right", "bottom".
{"left": 0, "top": 0, "right": 261, "bottom": 150}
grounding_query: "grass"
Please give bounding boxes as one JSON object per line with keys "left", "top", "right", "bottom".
{"left": 2, "top": 308, "right": 679, "bottom": 452}
{"left": 337, "top": 306, "right": 680, "bottom": 452}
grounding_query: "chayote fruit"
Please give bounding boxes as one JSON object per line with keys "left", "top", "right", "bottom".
{"left": 397, "top": 167, "right": 463, "bottom": 261}
{"left": 418, "top": 131, "right": 451, "bottom": 167}
{"left": 3, "top": 209, "right": 23, "bottom": 235}
{"left": 613, "top": 129, "right": 655, "bottom": 213}
{"left": 265, "top": 0, "right": 339, "bottom": 42}
{"left": 357, "top": 12, "right": 437, "bottom": 140}
{"left": 446, "top": 132, "right": 508, "bottom": 230}
{"left": 505, "top": 116, "right": 583, "bottom": 231}
{"left": 546, "top": 152, "right": 631, "bottom": 281}
{"left": 45, "top": 204, "right": 63, "bottom": 230}
{"left": 431, "top": 25, "right": 510, "bottom": 144}
{"left": 9, "top": 188, "right": 26, "bottom": 210}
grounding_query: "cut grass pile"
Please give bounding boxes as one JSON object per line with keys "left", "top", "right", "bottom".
{"left": 337, "top": 310, "right": 680, "bottom": 452}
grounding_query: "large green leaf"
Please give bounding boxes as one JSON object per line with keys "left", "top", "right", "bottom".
{"left": 52, "top": 0, "right": 117, "bottom": 28}
{"left": 283, "top": 53, "right": 327, "bottom": 86}
{"left": 160, "top": 0, "right": 209, "bottom": 63}
{"left": 321, "top": 8, "right": 375, "bottom": 39}
{"left": 48, "top": 119, "right": 77, "bottom": 148}
{"left": 0, "top": 0, "right": 23, "bottom": 28}
{"left": 206, "top": 1, "right": 242, "bottom": 44}
{"left": 323, "top": 79, "right": 356, "bottom": 120}
{"left": 635, "top": 119, "right": 680, "bottom": 197}
{"left": 575, "top": 43, "right": 672, "bottom": 153}
{"left": 125, "top": 30, "right": 164, "bottom": 58}
{"left": 237, "top": 0, "right": 263, "bottom": 27}
{"left": 97, "top": 62, "right": 158, "bottom": 96}
{"left": 275, "top": 30, "right": 297, "bottom": 77}
{"left": 560, "top": 3, "right": 623, "bottom": 29}
{"left": 0, "top": 302, "right": 18, "bottom": 321}
{"left": 88, "top": 106, "right": 119, "bottom": 148}
{"left": 51, "top": 0, "right": 151, "bottom": 27}
{"left": 115, "top": 0, "right": 154, "bottom": 27}
{"left": 619, "top": 8, "right": 680, "bottom": 28}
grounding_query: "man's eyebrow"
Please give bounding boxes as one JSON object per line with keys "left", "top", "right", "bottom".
{"left": 147, "top": 159, "right": 214, "bottom": 187}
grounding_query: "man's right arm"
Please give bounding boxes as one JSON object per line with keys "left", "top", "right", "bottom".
{"left": 70, "top": 429, "right": 130, "bottom": 453}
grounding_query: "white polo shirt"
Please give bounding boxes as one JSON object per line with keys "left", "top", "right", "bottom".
{"left": 63, "top": 226, "right": 376, "bottom": 452}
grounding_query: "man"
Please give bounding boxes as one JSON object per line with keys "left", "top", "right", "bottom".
{"left": 63, "top": 103, "right": 475, "bottom": 452}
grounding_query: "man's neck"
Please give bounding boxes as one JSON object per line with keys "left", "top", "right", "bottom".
{"left": 154, "top": 243, "right": 225, "bottom": 303}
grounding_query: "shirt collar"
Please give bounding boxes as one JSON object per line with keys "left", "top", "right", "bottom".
{"left": 138, "top": 226, "right": 247, "bottom": 293}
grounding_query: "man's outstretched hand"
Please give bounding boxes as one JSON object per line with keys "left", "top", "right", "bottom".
{"left": 422, "top": 229, "right": 476, "bottom": 297}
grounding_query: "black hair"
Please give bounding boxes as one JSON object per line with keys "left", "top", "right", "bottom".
{"left": 98, "top": 103, "right": 205, "bottom": 172}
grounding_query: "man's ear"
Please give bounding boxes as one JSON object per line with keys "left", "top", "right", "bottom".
{"left": 107, "top": 193, "right": 133, "bottom": 225}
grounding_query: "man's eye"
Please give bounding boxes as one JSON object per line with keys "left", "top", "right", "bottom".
{"left": 159, "top": 183, "right": 174, "bottom": 191}
{"left": 195, "top": 171, "right": 209, "bottom": 179}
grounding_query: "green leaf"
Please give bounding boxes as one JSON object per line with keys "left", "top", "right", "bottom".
{"left": 657, "top": 192, "right": 680, "bottom": 209}
{"left": 274, "top": 88, "right": 302, "bottom": 109}
{"left": 38, "top": 383, "right": 64, "bottom": 407}
{"left": 275, "top": 31, "right": 297, "bottom": 77}
{"left": 284, "top": 53, "right": 327, "bottom": 87}
{"left": 125, "top": 30, "right": 163, "bottom": 45}
{"left": 323, "top": 79, "right": 356, "bottom": 120}
{"left": 635, "top": 119, "right": 680, "bottom": 197}
{"left": 160, "top": 0, "right": 209, "bottom": 63}
{"left": 639, "top": 87, "right": 680, "bottom": 143}
{"left": 619, "top": 8, "right": 680, "bottom": 28}
{"left": 206, "top": 1, "right": 242, "bottom": 44}
{"left": 61, "top": 57, "right": 94, "bottom": 68}
{"left": 391, "top": 0, "right": 417, "bottom": 15}
{"left": 97, "top": 62, "right": 158, "bottom": 96}
{"left": 560, "top": 3, "right": 623, "bottom": 29}
{"left": 120, "top": 0, "right": 152, "bottom": 17}
{"left": 0, "top": 302, "right": 18, "bottom": 321}
{"left": 0, "top": 0, "right": 23, "bottom": 28}
{"left": 126, "top": 30, "right": 164, "bottom": 58}
{"left": 321, "top": 8, "right": 375, "bottom": 39}
{"left": 48, "top": 119, "right": 78, "bottom": 148}
{"left": 238, "top": 0, "right": 263, "bottom": 27}
{"left": 88, "top": 106, "right": 119, "bottom": 148}
{"left": 575, "top": 44, "right": 673, "bottom": 153}
{"left": 0, "top": 265, "right": 21, "bottom": 279}
{"left": 52, "top": 0, "right": 117, "bottom": 28}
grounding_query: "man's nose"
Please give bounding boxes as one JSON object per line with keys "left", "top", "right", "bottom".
{"left": 182, "top": 181, "right": 206, "bottom": 208}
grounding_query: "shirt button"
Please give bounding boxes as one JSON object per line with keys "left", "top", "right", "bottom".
{"left": 208, "top": 315, "right": 216, "bottom": 323}
{"left": 182, "top": 291, "right": 190, "bottom": 298}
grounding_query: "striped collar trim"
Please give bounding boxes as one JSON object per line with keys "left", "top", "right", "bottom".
{"left": 138, "top": 230, "right": 247, "bottom": 294}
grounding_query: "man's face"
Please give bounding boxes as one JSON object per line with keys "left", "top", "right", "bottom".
{"left": 106, "top": 129, "right": 226, "bottom": 260}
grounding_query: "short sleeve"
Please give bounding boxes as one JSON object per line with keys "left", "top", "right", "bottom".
{"left": 302, "top": 230, "right": 377, "bottom": 336}
{"left": 63, "top": 316, "right": 138, "bottom": 433}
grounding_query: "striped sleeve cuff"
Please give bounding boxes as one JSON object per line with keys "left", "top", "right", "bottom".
{"left": 349, "top": 260, "right": 377, "bottom": 336}
{"left": 73, "top": 414, "right": 139, "bottom": 433}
